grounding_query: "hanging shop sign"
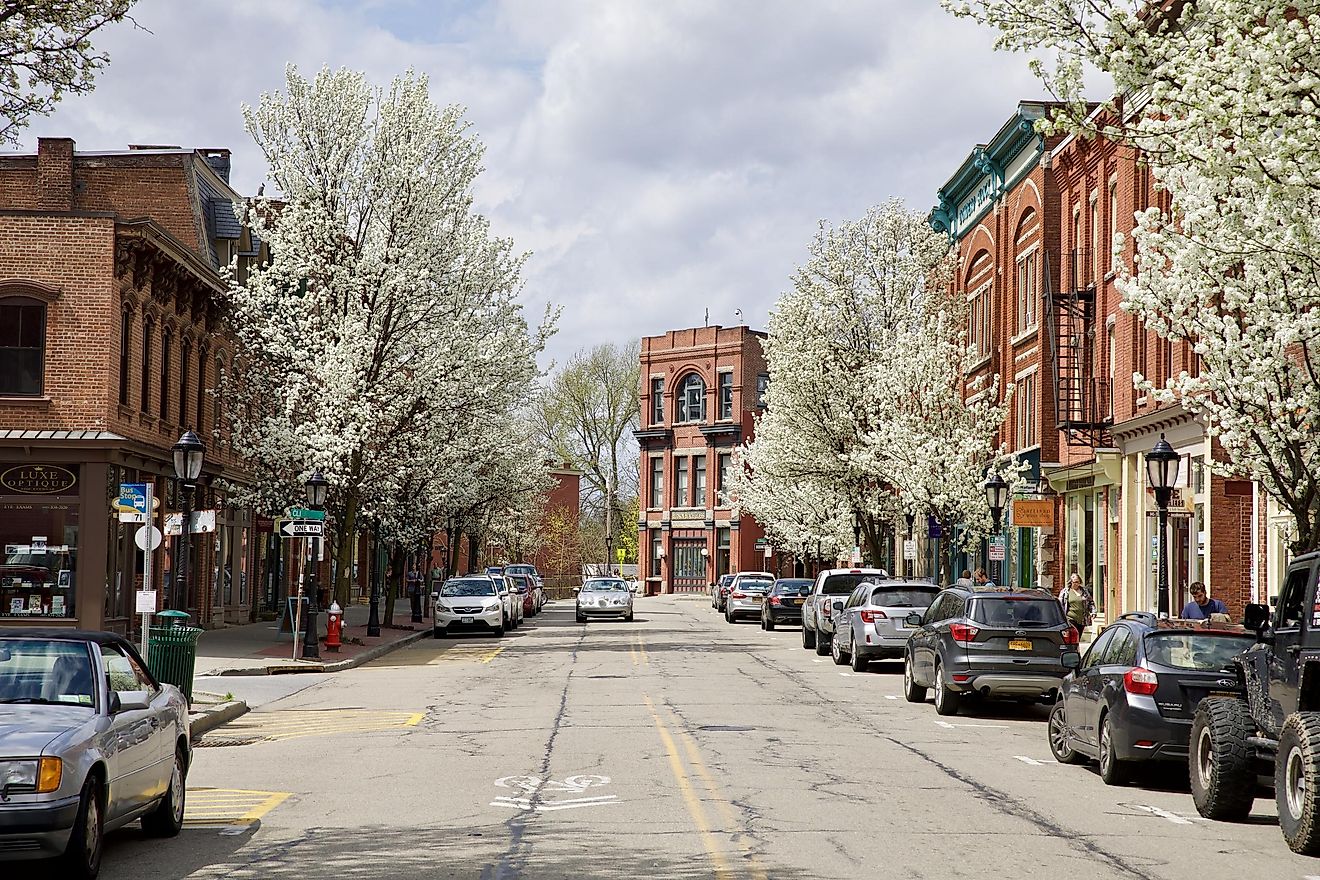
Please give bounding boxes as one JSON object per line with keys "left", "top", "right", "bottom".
{"left": 0, "top": 464, "right": 77, "bottom": 495}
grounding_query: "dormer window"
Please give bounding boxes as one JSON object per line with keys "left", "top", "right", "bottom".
{"left": 675, "top": 373, "right": 705, "bottom": 423}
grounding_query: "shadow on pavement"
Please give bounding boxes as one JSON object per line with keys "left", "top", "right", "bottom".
{"left": 98, "top": 823, "right": 805, "bottom": 880}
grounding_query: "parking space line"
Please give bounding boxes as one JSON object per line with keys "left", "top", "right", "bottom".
{"left": 184, "top": 788, "right": 290, "bottom": 828}
{"left": 884, "top": 695, "right": 898, "bottom": 700}
{"left": 1013, "top": 756, "right": 1045, "bottom": 766}
{"left": 1130, "top": 804, "right": 1199, "bottom": 825}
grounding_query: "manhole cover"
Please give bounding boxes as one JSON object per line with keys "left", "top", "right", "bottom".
{"left": 194, "top": 737, "right": 259, "bottom": 748}
{"left": 699, "top": 725, "right": 755, "bottom": 732}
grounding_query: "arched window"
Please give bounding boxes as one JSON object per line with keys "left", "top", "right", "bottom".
{"left": 159, "top": 328, "right": 172, "bottom": 421}
{"left": 179, "top": 338, "right": 192, "bottom": 428}
{"left": 140, "top": 317, "right": 154, "bottom": 413}
{"left": 675, "top": 373, "right": 705, "bottom": 423}
{"left": 0, "top": 296, "right": 47, "bottom": 396}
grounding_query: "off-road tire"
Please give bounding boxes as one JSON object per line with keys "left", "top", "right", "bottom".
{"left": 1098, "top": 715, "right": 1132, "bottom": 785}
{"left": 1278, "top": 712, "right": 1320, "bottom": 854}
{"left": 802, "top": 626, "right": 816, "bottom": 649}
{"left": 1048, "top": 703, "right": 1085, "bottom": 765}
{"left": 59, "top": 776, "right": 102, "bottom": 880}
{"left": 903, "top": 655, "right": 927, "bottom": 703}
{"left": 142, "top": 747, "right": 187, "bottom": 837}
{"left": 850, "top": 635, "right": 868, "bottom": 673}
{"left": 1190, "top": 697, "right": 1256, "bottom": 821}
{"left": 933, "top": 663, "right": 960, "bottom": 716}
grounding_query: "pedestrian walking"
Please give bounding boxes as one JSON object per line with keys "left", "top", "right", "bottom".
{"left": 1058, "top": 573, "right": 1093, "bottom": 641}
{"left": 954, "top": 569, "right": 974, "bottom": 588}
{"left": 973, "top": 568, "right": 996, "bottom": 589}
{"left": 1180, "top": 581, "right": 1227, "bottom": 620}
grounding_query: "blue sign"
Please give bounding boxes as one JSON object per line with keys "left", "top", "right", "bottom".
{"left": 927, "top": 516, "right": 942, "bottom": 539}
{"left": 119, "top": 483, "right": 149, "bottom": 513}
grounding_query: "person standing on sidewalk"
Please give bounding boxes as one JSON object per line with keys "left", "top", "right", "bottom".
{"left": 1058, "top": 573, "right": 1093, "bottom": 641}
{"left": 1180, "top": 581, "right": 1227, "bottom": 620}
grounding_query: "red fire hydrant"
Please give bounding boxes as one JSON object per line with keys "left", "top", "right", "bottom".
{"left": 326, "top": 601, "right": 343, "bottom": 652}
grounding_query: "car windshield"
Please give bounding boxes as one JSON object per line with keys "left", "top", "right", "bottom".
{"left": 737, "top": 578, "right": 773, "bottom": 591}
{"left": 584, "top": 580, "right": 629, "bottom": 592}
{"left": 440, "top": 580, "right": 496, "bottom": 597}
{"left": 970, "top": 597, "right": 1064, "bottom": 628}
{"left": 506, "top": 566, "right": 534, "bottom": 576}
{"left": 870, "top": 585, "right": 939, "bottom": 608}
{"left": 821, "top": 574, "right": 879, "bottom": 595}
{"left": 773, "top": 580, "right": 813, "bottom": 596}
{"left": 1145, "top": 633, "right": 1255, "bottom": 671}
{"left": 0, "top": 638, "right": 96, "bottom": 706}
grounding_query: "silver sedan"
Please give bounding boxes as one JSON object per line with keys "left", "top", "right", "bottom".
{"left": 0, "top": 629, "right": 191, "bottom": 879}
{"left": 575, "top": 578, "right": 635, "bottom": 622}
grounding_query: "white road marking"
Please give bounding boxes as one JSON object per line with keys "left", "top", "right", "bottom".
{"left": 933, "top": 720, "right": 1009, "bottom": 729}
{"left": 1131, "top": 804, "right": 1198, "bottom": 825}
{"left": 884, "top": 695, "right": 898, "bottom": 700}
{"left": 490, "top": 774, "right": 616, "bottom": 812}
{"left": 1013, "top": 755, "right": 1045, "bottom": 766}
{"left": 812, "top": 659, "right": 825, "bottom": 663}
{"left": 839, "top": 672, "right": 853, "bottom": 677}
{"left": 491, "top": 794, "right": 619, "bottom": 811}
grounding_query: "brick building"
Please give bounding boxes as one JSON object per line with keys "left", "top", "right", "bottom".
{"left": 636, "top": 325, "right": 768, "bottom": 593}
{"left": 0, "top": 138, "right": 265, "bottom": 633}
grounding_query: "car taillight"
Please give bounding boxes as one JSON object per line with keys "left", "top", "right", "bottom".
{"left": 950, "top": 623, "right": 979, "bottom": 644}
{"left": 731, "top": 592, "right": 746, "bottom": 599}
{"left": 769, "top": 596, "right": 781, "bottom": 606}
{"left": 860, "top": 610, "right": 887, "bottom": 623}
{"left": 1123, "top": 667, "right": 1159, "bottom": 696}
{"left": 1062, "top": 626, "right": 1080, "bottom": 645}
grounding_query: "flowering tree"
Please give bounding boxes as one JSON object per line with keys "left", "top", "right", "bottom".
{"left": 949, "top": 0, "right": 1320, "bottom": 551}
{"left": 225, "top": 65, "right": 553, "bottom": 605}
{"left": 733, "top": 200, "right": 1014, "bottom": 571}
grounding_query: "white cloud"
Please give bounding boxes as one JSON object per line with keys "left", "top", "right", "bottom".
{"left": 25, "top": 0, "right": 1057, "bottom": 369}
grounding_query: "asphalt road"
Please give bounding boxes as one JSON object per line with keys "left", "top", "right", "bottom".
{"left": 75, "top": 595, "right": 1320, "bottom": 879}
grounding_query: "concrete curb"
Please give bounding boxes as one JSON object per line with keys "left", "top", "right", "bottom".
{"left": 189, "top": 700, "right": 248, "bottom": 738}
{"left": 209, "top": 627, "right": 432, "bottom": 677}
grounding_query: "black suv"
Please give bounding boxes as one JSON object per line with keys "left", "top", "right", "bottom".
{"left": 903, "top": 585, "right": 1081, "bottom": 715}
{"left": 1189, "top": 550, "right": 1320, "bottom": 855}
{"left": 1049, "top": 612, "right": 1256, "bottom": 785}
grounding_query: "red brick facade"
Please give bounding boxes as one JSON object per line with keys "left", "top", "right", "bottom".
{"left": 636, "top": 326, "right": 768, "bottom": 593}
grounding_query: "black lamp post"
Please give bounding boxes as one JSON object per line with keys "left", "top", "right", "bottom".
{"left": 853, "top": 516, "right": 863, "bottom": 565}
{"left": 984, "top": 470, "right": 1009, "bottom": 587}
{"left": 367, "top": 517, "right": 382, "bottom": 637}
{"left": 170, "top": 431, "right": 205, "bottom": 612}
{"left": 1145, "top": 433, "right": 1180, "bottom": 617}
{"left": 301, "top": 470, "right": 329, "bottom": 660}
{"left": 605, "top": 534, "right": 615, "bottom": 577}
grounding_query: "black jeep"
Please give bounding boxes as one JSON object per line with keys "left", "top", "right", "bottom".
{"left": 1190, "top": 549, "right": 1320, "bottom": 855}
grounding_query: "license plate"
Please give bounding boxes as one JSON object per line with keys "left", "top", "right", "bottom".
{"left": 1009, "top": 639, "right": 1032, "bottom": 651}
{"left": 790, "top": 598, "right": 802, "bottom": 606}
{"left": 461, "top": 616, "right": 474, "bottom": 624}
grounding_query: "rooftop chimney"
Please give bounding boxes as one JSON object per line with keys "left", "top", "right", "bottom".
{"left": 36, "top": 138, "right": 75, "bottom": 211}
{"left": 199, "top": 148, "right": 231, "bottom": 183}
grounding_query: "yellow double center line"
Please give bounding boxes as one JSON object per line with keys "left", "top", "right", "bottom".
{"left": 642, "top": 695, "right": 767, "bottom": 880}
{"left": 629, "top": 633, "right": 650, "bottom": 666}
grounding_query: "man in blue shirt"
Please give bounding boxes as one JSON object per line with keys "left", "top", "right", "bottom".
{"left": 1181, "top": 581, "right": 1227, "bottom": 619}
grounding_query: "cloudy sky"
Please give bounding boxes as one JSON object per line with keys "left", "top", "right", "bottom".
{"left": 24, "top": 0, "right": 1056, "bottom": 369}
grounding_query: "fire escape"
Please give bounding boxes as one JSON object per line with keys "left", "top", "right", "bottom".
{"left": 1046, "top": 248, "right": 1113, "bottom": 448}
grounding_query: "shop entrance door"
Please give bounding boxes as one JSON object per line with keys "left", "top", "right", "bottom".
{"left": 671, "top": 540, "right": 707, "bottom": 592}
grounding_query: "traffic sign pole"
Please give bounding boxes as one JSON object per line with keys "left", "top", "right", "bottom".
{"left": 140, "top": 483, "right": 153, "bottom": 661}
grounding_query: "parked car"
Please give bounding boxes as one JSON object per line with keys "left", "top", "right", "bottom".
{"left": 433, "top": 577, "right": 507, "bottom": 637}
{"left": 711, "top": 574, "right": 736, "bottom": 611}
{"left": 1048, "top": 612, "right": 1256, "bottom": 786}
{"left": 504, "top": 565, "right": 544, "bottom": 610}
{"left": 1187, "top": 550, "right": 1320, "bottom": 855}
{"left": 903, "top": 585, "right": 1080, "bottom": 715}
{"left": 488, "top": 573, "right": 522, "bottom": 629}
{"left": 761, "top": 578, "right": 813, "bottom": 630}
{"left": 0, "top": 629, "right": 191, "bottom": 879}
{"left": 576, "top": 577, "right": 634, "bottom": 622}
{"left": 831, "top": 580, "right": 941, "bottom": 671}
{"left": 802, "top": 568, "right": 888, "bottom": 656}
{"left": 509, "top": 574, "right": 537, "bottom": 617}
{"left": 725, "top": 573, "right": 774, "bottom": 623}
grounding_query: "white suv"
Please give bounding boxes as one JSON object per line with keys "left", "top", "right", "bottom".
{"left": 801, "top": 568, "right": 888, "bottom": 656}
{"left": 432, "top": 577, "right": 507, "bottom": 637}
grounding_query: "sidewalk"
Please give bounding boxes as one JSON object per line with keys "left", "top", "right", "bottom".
{"left": 193, "top": 601, "right": 432, "bottom": 677}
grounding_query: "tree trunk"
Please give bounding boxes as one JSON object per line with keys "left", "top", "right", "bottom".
{"left": 467, "top": 532, "right": 478, "bottom": 572}
{"left": 333, "top": 494, "right": 358, "bottom": 609}
{"left": 384, "top": 542, "right": 403, "bottom": 627}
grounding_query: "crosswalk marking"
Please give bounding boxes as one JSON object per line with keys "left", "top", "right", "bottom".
{"left": 184, "top": 788, "right": 290, "bottom": 828}
{"left": 207, "top": 709, "right": 424, "bottom": 743}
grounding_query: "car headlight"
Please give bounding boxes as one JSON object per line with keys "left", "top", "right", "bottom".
{"left": 0, "top": 758, "right": 61, "bottom": 794}
{"left": 485, "top": 602, "right": 500, "bottom": 611}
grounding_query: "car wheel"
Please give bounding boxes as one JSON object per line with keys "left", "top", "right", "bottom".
{"left": 1048, "top": 703, "right": 1086, "bottom": 765}
{"left": 1278, "top": 712, "right": 1320, "bottom": 854}
{"left": 1189, "top": 697, "right": 1256, "bottom": 820}
{"left": 726, "top": 609, "right": 736, "bottom": 624}
{"left": 765, "top": 616, "right": 776, "bottom": 631}
{"left": 1098, "top": 715, "right": 1132, "bottom": 785}
{"left": 59, "top": 776, "right": 103, "bottom": 880}
{"left": 625, "top": 610, "right": 634, "bottom": 622}
{"left": 850, "top": 635, "right": 868, "bottom": 673}
{"left": 575, "top": 609, "right": 586, "bottom": 623}
{"left": 903, "top": 655, "right": 927, "bottom": 703}
{"left": 143, "top": 747, "right": 187, "bottom": 837}
{"left": 493, "top": 624, "right": 504, "bottom": 637}
{"left": 814, "top": 629, "right": 831, "bottom": 656}
{"left": 831, "top": 633, "right": 848, "bottom": 666}
{"left": 433, "top": 626, "right": 444, "bottom": 639}
{"left": 802, "top": 625, "right": 816, "bottom": 649}
{"left": 933, "top": 664, "right": 960, "bottom": 716}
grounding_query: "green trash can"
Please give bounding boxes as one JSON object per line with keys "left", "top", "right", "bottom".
{"left": 147, "top": 610, "right": 203, "bottom": 704}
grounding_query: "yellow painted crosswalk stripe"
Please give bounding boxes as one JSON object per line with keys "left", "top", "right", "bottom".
{"left": 184, "top": 788, "right": 290, "bottom": 827}
{"left": 212, "top": 709, "right": 423, "bottom": 743}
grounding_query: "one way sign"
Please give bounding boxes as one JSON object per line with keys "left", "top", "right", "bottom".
{"left": 280, "top": 520, "right": 324, "bottom": 538}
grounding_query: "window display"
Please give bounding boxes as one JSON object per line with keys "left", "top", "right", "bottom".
{"left": 0, "top": 465, "right": 80, "bottom": 620}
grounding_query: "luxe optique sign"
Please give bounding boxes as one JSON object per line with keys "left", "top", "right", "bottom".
{"left": 0, "top": 465, "right": 78, "bottom": 495}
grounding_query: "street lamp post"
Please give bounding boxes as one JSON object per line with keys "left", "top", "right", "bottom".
{"left": 904, "top": 511, "right": 916, "bottom": 580}
{"left": 170, "top": 431, "right": 205, "bottom": 612}
{"left": 605, "top": 534, "right": 615, "bottom": 577}
{"left": 1145, "top": 433, "right": 1181, "bottom": 617}
{"left": 301, "top": 470, "right": 329, "bottom": 660}
{"left": 853, "top": 516, "right": 863, "bottom": 566}
{"left": 984, "top": 471, "right": 1010, "bottom": 587}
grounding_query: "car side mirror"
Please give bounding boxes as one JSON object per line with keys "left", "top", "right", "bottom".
{"left": 832, "top": 601, "right": 845, "bottom": 613}
{"left": 905, "top": 612, "right": 923, "bottom": 627}
{"left": 572, "top": 587, "right": 580, "bottom": 595}
{"left": 113, "top": 690, "right": 151, "bottom": 712}
{"left": 1243, "top": 602, "right": 1270, "bottom": 632}
{"left": 1061, "top": 652, "right": 1081, "bottom": 670}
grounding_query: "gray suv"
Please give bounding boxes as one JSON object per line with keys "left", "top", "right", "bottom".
{"left": 903, "top": 586, "right": 1081, "bottom": 715}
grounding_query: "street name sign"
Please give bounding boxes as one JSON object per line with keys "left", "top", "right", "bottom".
{"left": 287, "top": 507, "right": 326, "bottom": 521}
{"left": 280, "top": 520, "right": 324, "bottom": 538}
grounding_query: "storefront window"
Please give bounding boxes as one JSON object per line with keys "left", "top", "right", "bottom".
{"left": 0, "top": 464, "right": 80, "bottom": 619}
